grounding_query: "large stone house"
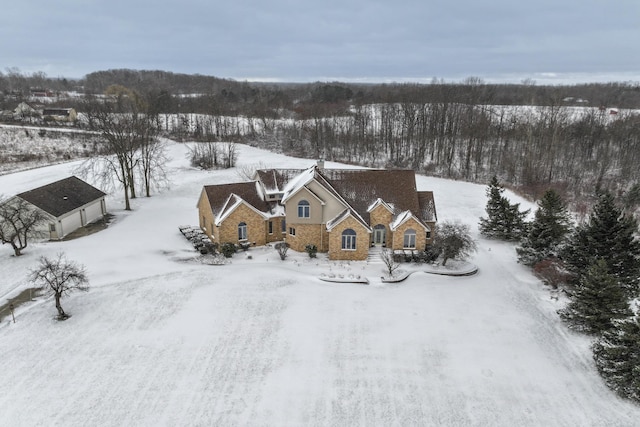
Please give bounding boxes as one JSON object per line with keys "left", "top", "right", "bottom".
{"left": 197, "top": 162, "right": 437, "bottom": 260}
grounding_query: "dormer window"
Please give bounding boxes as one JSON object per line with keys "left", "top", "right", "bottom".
{"left": 298, "top": 200, "right": 310, "bottom": 218}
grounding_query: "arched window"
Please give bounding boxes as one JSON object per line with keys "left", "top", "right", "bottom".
{"left": 238, "top": 222, "right": 247, "bottom": 240}
{"left": 342, "top": 228, "right": 357, "bottom": 250}
{"left": 403, "top": 228, "right": 416, "bottom": 248}
{"left": 298, "top": 200, "right": 310, "bottom": 218}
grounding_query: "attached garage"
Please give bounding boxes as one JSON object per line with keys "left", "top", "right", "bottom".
{"left": 17, "top": 176, "right": 107, "bottom": 240}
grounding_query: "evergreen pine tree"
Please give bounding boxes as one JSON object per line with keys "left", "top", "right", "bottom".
{"left": 479, "top": 176, "right": 529, "bottom": 241}
{"left": 559, "top": 258, "right": 632, "bottom": 335}
{"left": 478, "top": 176, "right": 505, "bottom": 238}
{"left": 517, "top": 189, "right": 572, "bottom": 266}
{"left": 623, "top": 182, "right": 640, "bottom": 212}
{"left": 593, "top": 315, "right": 640, "bottom": 403}
{"left": 561, "top": 191, "right": 640, "bottom": 298}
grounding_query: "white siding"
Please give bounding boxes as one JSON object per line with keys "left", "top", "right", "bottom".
{"left": 83, "top": 199, "right": 105, "bottom": 224}
{"left": 59, "top": 212, "right": 82, "bottom": 238}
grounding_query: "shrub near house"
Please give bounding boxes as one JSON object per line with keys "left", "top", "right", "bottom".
{"left": 197, "top": 162, "right": 437, "bottom": 261}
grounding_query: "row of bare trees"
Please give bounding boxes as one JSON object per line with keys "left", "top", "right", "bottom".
{"left": 79, "top": 86, "right": 168, "bottom": 210}
{"left": 247, "top": 103, "right": 640, "bottom": 205}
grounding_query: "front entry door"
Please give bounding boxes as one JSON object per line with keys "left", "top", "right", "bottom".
{"left": 373, "top": 224, "right": 386, "bottom": 245}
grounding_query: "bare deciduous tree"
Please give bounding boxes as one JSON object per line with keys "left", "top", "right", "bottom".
{"left": 82, "top": 90, "right": 166, "bottom": 208}
{"left": 275, "top": 242, "right": 289, "bottom": 260}
{"left": 236, "top": 161, "right": 269, "bottom": 181}
{"left": 221, "top": 142, "right": 238, "bottom": 169}
{"left": 29, "top": 253, "right": 89, "bottom": 320}
{"left": 137, "top": 126, "right": 168, "bottom": 197}
{"left": 380, "top": 248, "right": 400, "bottom": 277}
{"left": 0, "top": 196, "right": 47, "bottom": 256}
{"left": 187, "top": 141, "right": 220, "bottom": 169}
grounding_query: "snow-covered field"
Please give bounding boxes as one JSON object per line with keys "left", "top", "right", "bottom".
{"left": 1, "top": 142, "right": 639, "bottom": 426}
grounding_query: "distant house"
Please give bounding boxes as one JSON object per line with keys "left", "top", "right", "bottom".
{"left": 16, "top": 176, "right": 107, "bottom": 240}
{"left": 42, "top": 108, "right": 77, "bottom": 123}
{"left": 197, "top": 162, "right": 437, "bottom": 260}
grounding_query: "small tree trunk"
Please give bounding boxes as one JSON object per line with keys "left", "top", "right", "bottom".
{"left": 11, "top": 242, "right": 22, "bottom": 256}
{"left": 54, "top": 293, "right": 66, "bottom": 318}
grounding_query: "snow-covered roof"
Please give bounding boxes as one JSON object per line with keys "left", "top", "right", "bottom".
{"left": 366, "top": 198, "right": 394, "bottom": 214}
{"left": 201, "top": 181, "right": 275, "bottom": 224}
{"left": 215, "top": 193, "right": 269, "bottom": 226}
{"left": 280, "top": 165, "right": 316, "bottom": 203}
{"left": 326, "top": 208, "right": 372, "bottom": 232}
{"left": 389, "top": 210, "right": 429, "bottom": 231}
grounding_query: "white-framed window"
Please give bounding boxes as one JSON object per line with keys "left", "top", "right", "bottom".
{"left": 238, "top": 222, "right": 247, "bottom": 240}
{"left": 268, "top": 221, "right": 273, "bottom": 234}
{"left": 49, "top": 223, "right": 56, "bottom": 232}
{"left": 298, "top": 200, "right": 310, "bottom": 218}
{"left": 282, "top": 219, "right": 286, "bottom": 233}
{"left": 289, "top": 227, "right": 296, "bottom": 236}
{"left": 403, "top": 229, "right": 416, "bottom": 248}
{"left": 342, "top": 228, "right": 357, "bottom": 250}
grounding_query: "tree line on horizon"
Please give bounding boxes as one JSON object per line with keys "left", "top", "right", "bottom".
{"left": 2, "top": 68, "right": 640, "bottom": 209}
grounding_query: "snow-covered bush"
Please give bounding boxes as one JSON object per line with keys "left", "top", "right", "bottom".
{"left": 304, "top": 244, "right": 317, "bottom": 258}
{"left": 220, "top": 242, "right": 236, "bottom": 258}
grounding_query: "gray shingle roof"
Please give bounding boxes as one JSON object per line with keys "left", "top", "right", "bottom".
{"left": 320, "top": 169, "right": 421, "bottom": 223}
{"left": 203, "top": 181, "right": 274, "bottom": 218}
{"left": 17, "top": 176, "right": 106, "bottom": 218}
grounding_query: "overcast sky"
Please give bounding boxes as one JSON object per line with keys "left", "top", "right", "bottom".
{"left": 2, "top": 1, "right": 639, "bottom": 84}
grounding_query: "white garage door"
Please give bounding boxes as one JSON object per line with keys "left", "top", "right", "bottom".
{"left": 60, "top": 211, "right": 82, "bottom": 237}
{"left": 84, "top": 200, "right": 104, "bottom": 224}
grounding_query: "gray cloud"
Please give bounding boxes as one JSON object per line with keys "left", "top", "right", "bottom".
{"left": 1, "top": 0, "right": 638, "bottom": 83}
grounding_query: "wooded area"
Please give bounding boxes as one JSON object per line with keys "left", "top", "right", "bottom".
{"left": 2, "top": 68, "right": 640, "bottom": 208}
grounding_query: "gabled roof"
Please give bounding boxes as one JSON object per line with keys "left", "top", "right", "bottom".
{"left": 215, "top": 194, "right": 268, "bottom": 226}
{"left": 255, "top": 169, "right": 303, "bottom": 193}
{"left": 321, "top": 169, "right": 421, "bottom": 223}
{"left": 367, "top": 198, "right": 394, "bottom": 214}
{"left": 326, "top": 208, "right": 372, "bottom": 232}
{"left": 201, "top": 181, "right": 274, "bottom": 219}
{"left": 17, "top": 176, "right": 105, "bottom": 218}
{"left": 390, "top": 210, "right": 429, "bottom": 231}
{"left": 280, "top": 166, "right": 316, "bottom": 203}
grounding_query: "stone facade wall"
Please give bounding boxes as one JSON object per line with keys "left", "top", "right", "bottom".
{"left": 285, "top": 223, "right": 325, "bottom": 253}
{"left": 369, "top": 205, "right": 394, "bottom": 246}
{"left": 328, "top": 217, "right": 370, "bottom": 261}
{"left": 391, "top": 217, "right": 427, "bottom": 251}
{"left": 265, "top": 217, "right": 286, "bottom": 244}
{"left": 197, "top": 192, "right": 216, "bottom": 240}
{"left": 217, "top": 204, "right": 267, "bottom": 246}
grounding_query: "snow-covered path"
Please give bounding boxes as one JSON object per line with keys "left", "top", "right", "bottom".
{"left": 0, "top": 142, "right": 638, "bottom": 426}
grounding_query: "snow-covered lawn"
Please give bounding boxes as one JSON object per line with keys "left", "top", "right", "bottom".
{"left": 0, "top": 142, "right": 638, "bottom": 426}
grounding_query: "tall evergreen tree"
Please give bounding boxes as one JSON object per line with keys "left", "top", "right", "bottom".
{"left": 593, "top": 315, "right": 640, "bottom": 403}
{"left": 561, "top": 191, "right": 640, "bottom": 298}
{"left": 559, "top": 258, "right": 632, "bottom": 335}
{"left": 479, "top": 176, "right": 529, "bottom": 241}
{"left": 517, "top": 189, "right": 572, "bottom": 266}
